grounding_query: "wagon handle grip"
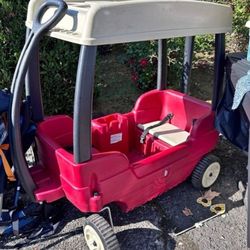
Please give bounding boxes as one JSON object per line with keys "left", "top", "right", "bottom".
{"left": 33, "top": 0, "right": 68, "bottom": 33}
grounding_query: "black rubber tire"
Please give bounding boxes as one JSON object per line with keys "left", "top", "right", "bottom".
{"left": 191, "top": 154, "right": 221, "bottom": 190}
{"left": 83, "top": 214, "right": 120, "bottom": 250}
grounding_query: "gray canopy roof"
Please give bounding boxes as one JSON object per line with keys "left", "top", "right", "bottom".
{"left": 26, "top": 0, "right": 232, "bottom": 45}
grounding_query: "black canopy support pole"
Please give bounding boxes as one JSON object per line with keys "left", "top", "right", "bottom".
{"left": 74, "top": 45, "right": 97, "bottom": 163}
{"left": 25, "top": 28, "right": 44, "bottom": 122}
{"left": 212, "top": 33, "right": 225, "bottom": 111}
{"left": 157, "top": 39, "right": 167, "bottom": 90}
{"left": 181, "top": 36, "right": 195, "bottom": 94}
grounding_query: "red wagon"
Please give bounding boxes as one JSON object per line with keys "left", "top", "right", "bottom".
{"left": 9, "top": 0, "right": 232, "bottom": 248}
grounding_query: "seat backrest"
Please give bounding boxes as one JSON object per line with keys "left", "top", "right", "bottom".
{"left": 162, "top": 90, "right": 211, "bottom": 131}
{"left": 133, "top": 90, "right": 165, "bottom": 124}
{"left": 133, "top": 90, "right": 211, "bottom": 132}
{"left": 36, "top": 115, "right": 73, "bottom": 176}
{"left": 37, "top": 115, "right": 73, "bottom": 148}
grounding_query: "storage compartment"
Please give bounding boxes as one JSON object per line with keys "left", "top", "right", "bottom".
{"left": 131, "top": 127, "right": 170, "bottom": 162}
{"left": 92, "top": 113, "right": 129, "bottom": 153}
{"left": 151, "top": 138, "right": 171, "bottom": 154}
{"left": 133, "top": 127, "right": 154, "bottom": 156}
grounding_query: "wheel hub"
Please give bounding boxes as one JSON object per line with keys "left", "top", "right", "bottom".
{"left": 84, "top": 225, "right": 104, "bottom": 250}
{"left": 202, "top": 162, "right": 221, "bottom": 188}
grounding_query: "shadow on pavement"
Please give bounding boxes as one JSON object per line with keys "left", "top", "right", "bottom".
{"left": 0, "top": 138, "right": 247, "bottom": 250}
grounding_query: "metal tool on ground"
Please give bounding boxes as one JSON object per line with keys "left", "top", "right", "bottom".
{"left": 171, "top": 210, "right": 225, "bottom": 237}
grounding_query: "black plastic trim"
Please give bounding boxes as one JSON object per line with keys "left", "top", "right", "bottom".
{"left": 181, "top": 36, "right": 194, "bottom": 94}
{"left": 9, "top": 0, "right": 67, "bottom": 201}
{"left": 25, "top": 28, "right": 44, "bottom": 122}
{"left": 212, "top": 33, "right": 225, "bottom": 111}
{"left": 73, "top": 46, "right": 97, "bottom": 163}
{"left": 157, "top": 39, "right": 167, "bottom": 90}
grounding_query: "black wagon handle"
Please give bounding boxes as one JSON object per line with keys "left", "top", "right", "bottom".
{"left": 9, "top": 0, "right": 68, "bottom": 201}
{"left": 33, "top": 0, "right": 68, "bottom": 33}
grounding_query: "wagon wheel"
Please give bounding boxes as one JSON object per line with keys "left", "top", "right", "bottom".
{"left": 191, "top": 154, "right": 221, "bottom": 189}
{"left": 83, "top": 214, "right": 120, "bottom": 250}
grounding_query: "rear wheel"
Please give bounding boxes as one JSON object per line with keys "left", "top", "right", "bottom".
{"left": 191, "top": 154, "right": 221, "bottom": 189}
{"left": 83, "top": 214, "right": 120, "bottom": 250}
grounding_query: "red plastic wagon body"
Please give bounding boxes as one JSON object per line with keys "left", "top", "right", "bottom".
{"left": 32, "top": 89, "right": 218, "bottom": 212}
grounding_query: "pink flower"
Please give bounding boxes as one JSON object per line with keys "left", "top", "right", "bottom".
{"left": 128, "top": 58, "right": 135, "bottom": 65}
{"left": 139, "top": 58, "right": 148, "bottom": 68}
{"left": 131, "top": 72, "right": 139, "bottom": 83}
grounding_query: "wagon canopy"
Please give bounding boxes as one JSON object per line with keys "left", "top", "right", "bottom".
{"left": 26, "top": 0, "right": 232, "bottom": 46}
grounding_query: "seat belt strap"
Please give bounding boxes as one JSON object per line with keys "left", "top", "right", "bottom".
{"left": 0, "top": 144, "right": 16, "bottom": 182}
{"left": 140, "top": 113, "right": 174, "bottom": 143}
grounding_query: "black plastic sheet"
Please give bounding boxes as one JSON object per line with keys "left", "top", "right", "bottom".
{"left": 215, "top": 53, "right": 250, "bottom": 151}
{"left": 0, "top": 90, "right": 10, "bottom": 113}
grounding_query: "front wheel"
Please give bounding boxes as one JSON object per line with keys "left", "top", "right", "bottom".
{"left": 83, "top": 214, "right": 120, "bottom": 250}
{"left": 191, "top": 154, "right": 221, "bottom": 189}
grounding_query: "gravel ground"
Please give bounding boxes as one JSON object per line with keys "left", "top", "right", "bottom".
{"left": 0, "top": 137, "right": 248, "bottom": 250}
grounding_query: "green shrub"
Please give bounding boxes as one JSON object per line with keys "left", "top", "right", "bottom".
{"left": 0, "top": 0, "right": 100, "bottom": 115}
{"left": 0, "top": 0, "right": 79, "bottom": 114}
{"left": 0, "top": 0, "right": 26, "bottom": 88}
{"left": 125, "top": 38, "right": 184, "bottom": 90}
{"left": 39, "top": 38, "right": 79, "bottom": 114}
{"left": 0, "top": 0, "right": 249, "bottom": 114}
{"left": 125, "top": 0, "right": 250, "bottom": 91}
{"left": 126, "top": 41, "right": 157, "bottom": 90}
{"left": 231, "top": 0, "right": 250, "bottom": 39}
{"left": 125, "top": 35, "right": 219, "bottom": 91}
{"left": 205, "top": 0, "right": 250, "bottom": 42}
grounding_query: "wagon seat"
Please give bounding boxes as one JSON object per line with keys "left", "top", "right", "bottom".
{"left": 33, "top": 116, "right": 97, "bottom": 200}
{"left": 133, "top": 89, "right": 214, "bottom": 147}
